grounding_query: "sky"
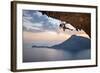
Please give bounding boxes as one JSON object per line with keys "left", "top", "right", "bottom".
{"left": 23, "top": 10, "right": 61, "bottom": 33}
{"left": 22, "top": 10, "right": 89, "bottom": 46}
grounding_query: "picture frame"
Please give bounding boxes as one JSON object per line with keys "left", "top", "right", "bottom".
{"left": 11, "top": 1, "right": 98, "bottom": 72}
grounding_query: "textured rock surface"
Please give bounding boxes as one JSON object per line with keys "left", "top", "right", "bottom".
{"left": 41, "top": 11, "right": 91, "bottom": 37}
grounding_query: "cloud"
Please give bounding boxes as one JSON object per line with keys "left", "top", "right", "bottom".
{"left": 22, "top": 10, "right": 61, "bottom": 33}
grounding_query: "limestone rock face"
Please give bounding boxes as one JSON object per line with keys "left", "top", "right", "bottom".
{"left": 41, "top": 11, "right": 91, "bottom": 37}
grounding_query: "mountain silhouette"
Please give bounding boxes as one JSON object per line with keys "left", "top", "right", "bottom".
{"left": 51, "top": 35, "right": 91, "bottom": 52}
{"left": 32, "top": 35, "right": 91, "bottom": 53}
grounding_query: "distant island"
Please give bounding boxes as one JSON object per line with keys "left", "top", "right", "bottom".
{"left": 32, "top": 45, "right": 50, "bottom": 48}
{"left": 32, "top": 35, "right": 91, "bottom": 53}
